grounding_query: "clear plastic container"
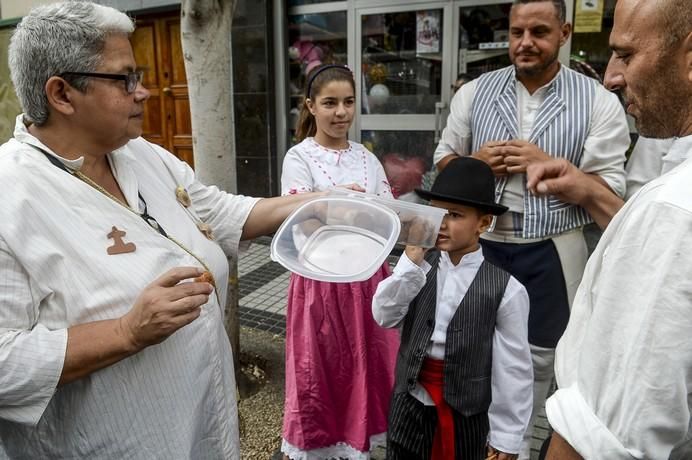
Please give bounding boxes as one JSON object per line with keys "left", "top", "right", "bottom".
{"left": 327, "top": 189, "right": 446, "bottom": 248}
{"left": 270, "top": 196, "right": 401, "bottom": 282}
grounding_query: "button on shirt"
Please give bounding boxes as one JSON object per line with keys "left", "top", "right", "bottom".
{"left": 372, "top": 248, "right": 533, "bottom": 453}
{"left": 501, "top": 79, "right": 553, "bottom": 226}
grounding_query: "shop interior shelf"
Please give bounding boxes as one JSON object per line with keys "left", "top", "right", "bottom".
{"left": 460, "top": 48, "right": 507, "bottom": 63}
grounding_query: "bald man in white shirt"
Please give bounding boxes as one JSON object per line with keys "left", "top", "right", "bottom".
{"left": 528, "top": 0, "right": 692, "bottom": 458}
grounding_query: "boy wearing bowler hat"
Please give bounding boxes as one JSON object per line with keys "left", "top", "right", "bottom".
{"left": 373, "top": 157, "right": 533, "bottom": 460}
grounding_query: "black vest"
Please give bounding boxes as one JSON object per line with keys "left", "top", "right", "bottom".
{"left": 393, "top": 250, "right": 510, "bottom": 416}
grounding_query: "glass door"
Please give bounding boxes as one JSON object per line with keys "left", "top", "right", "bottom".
{"left": 286, "top": 9, "right": 349, "bottom": 146}
{"left": 355, "top": 2, "right": 453, "bottom": 201}
{"left": 453, "top": 0, "right": 574, "bottom": 79}
{"left": 455, "top": 1, "right": 513, "bottom": 79}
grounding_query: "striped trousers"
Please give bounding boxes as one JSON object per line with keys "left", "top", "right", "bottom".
{"left": 386, "top": 392, "right": 489, "bottom": 459}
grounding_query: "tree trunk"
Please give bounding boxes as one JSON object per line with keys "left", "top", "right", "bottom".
{"left": 180, "top": 0, "right": 241, "bottom": 376}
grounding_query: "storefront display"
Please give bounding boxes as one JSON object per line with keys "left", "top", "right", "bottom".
{"left": 458, "top": 3, "right": 512, "bottom": 77}
{"left": 361, "top": 9, "right": 443, "bottom": 115}
{"left": 361, "top": 129, "right": 436, "bottom": 201}
{"left": 570, "top": 0, "right": 616, "bottom": 79}
{"left": 286, "top": 12, "right": 347, "bottom": 142}
{"left": 279, "top": 0, "right": 619, "bottom": 200}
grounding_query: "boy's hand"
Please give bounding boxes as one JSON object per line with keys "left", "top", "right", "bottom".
{"left": 405, "top": 245, "right": 427, "bottom": 266}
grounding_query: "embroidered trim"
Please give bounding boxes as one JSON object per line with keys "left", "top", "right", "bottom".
{"left": 281, "top": 433, "right": 387, "bottom": 460}
{"left": 304, "top": 138, "right": 368, "bottom": 189}
{"left": 288, "top": 186, "right": 311, "bottom": 195}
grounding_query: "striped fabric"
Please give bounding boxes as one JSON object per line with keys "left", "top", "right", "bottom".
{"left": 470, "top": 66, "right": 596, "bottom": 238}
{"left": 386, "top": 392, "right": 489, "bottom": 460}
{"left": 393, "top": 250, "right": 510, "bottom": 416}
{"left": 0, "top": 120, "right": 259, "bottom": 459}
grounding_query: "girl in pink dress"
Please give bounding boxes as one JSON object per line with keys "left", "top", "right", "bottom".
{"left": 280, "top": 64, "right": 400, "bottom": 459}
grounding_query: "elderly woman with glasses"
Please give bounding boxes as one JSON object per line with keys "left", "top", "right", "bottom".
{"left": 0, "top": 2, "right": 319, "bottom": 458}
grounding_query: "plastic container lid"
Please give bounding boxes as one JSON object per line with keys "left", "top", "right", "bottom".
{"left": 270, "top": 196, "right": 401, "bottom": 282}
{"left": 327, "top": 189, "right": 447, "bottom": 248}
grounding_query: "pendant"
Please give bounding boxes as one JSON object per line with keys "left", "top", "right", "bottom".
{"left": 176, "top": 186, "right": 191, "bottom": 207}
{"left": 197, "top": 222, "right": 214, "bottom": 240}
{"left": 107, "top": 226, "right": 136, "bottom": 255}
{"left": 194, "top": 270, "right": 216, "bottom": 288}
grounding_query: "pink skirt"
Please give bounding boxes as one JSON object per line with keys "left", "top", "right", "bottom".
{"left": 282, "top": 263, "right": 399, "bottom": 456}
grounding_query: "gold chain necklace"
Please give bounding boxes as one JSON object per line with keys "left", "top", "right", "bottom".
{"left": 28, "top": 142, "right": 221, "bottom": 301}
{"left": 74, "top": 170, "right": 220, "bottom": 300}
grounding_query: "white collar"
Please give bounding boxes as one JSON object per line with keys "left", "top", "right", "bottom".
{"left": 13, "top": 114, "right": 128, "bottom": 172}
{"left": 439, "top": 245, "right": 484, "bottom": 270}
{"left": 516, "top": 65, "right": 561, "bottom": 98}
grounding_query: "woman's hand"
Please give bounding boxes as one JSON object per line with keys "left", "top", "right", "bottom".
{"left": 119, "top": 267, "right": 214, "bottom": 351}
{"left": 58, "top": 267, "right": 213, "bottom": 386}
{"left": 486, "top": 445, "right": 518, "bottom": 460}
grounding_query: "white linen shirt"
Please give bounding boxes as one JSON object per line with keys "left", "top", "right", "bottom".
{"left": 433, "top": 75, "right": 629, "bottom": 200}
{"left": 546, "top": 136, "right": 692, "bottom": 459}
{"left": 0, "top": 116, "right": 259, "bottom": 459}
{"left": 625, "top": 136, "right": 692, "bottom": 200}
{"left": 372, "top": 248, "right": 533, "bottom": 454}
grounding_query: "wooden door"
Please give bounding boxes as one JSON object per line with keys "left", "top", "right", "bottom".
{"left": 131, "top": 12, "right": 194, "bottom": 167}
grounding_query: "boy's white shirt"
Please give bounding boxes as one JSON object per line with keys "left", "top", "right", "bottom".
{"left": 372, "top": 247, "right": 533, "bottom": 454}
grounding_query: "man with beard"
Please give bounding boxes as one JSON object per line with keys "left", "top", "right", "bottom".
{"left": 527, "top": 0, "right": 692, "bottom": 458}
{"left": 433, "top": 1, "right": 630, "bottom": 457}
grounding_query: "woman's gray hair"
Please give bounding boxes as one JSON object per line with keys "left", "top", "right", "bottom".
{"left": 9, "top": 1, "right": 134, "bottom": 126}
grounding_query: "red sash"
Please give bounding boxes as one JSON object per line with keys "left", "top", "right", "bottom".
{"left": 419, "top": 357, "right": 456, "bottom": 460}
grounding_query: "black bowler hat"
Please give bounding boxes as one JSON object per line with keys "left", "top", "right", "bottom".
{"left": 415, "top": 157, "right": 508, "bottom": 216}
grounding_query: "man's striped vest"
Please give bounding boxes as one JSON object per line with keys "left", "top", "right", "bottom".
{"left": 393, "top": 250, "right": 510, "bottom": 416}
{"left": 471, "top": 65, "right": 596, "bottom": 238}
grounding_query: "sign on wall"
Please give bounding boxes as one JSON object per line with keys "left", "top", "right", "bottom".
{"left": 574, "top": 0, "right": 605, "bottom": 33}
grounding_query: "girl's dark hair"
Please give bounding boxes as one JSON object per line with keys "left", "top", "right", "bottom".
{"left": 295, "top": 65, "right": 355, "bottom": 142}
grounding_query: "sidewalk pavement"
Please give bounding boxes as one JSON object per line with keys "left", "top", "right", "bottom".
{"left": 238, "top": 236, "right": 551, "bottom": 460}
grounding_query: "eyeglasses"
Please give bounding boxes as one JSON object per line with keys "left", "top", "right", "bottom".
{"left": 59, "top": 69, "right": 144, "bottom": 94}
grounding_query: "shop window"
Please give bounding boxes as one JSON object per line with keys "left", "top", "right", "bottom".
{"left": 570, "top": 0, "right": 617, "bottom": 82}
{"left": 361, "top": 9, "right": 444, "bottom": 115}
{"left": 287, "top": 11, "right": 347, "bottom": 142}
{"left": 361, "top": 130, "right": 436, "bottom": 202}
{"left": 457, "top": 0, "right": 618, "bottom": 84}
{"left": 458, "top": 3, "right": 512, "bottom": 78}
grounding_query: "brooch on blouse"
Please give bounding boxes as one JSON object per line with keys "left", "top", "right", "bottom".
{"left": 106, "top": 226, "right": 137, "bottom": 254}
{"left": 175, "top": 185, "right": 214, "bottom": 241}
